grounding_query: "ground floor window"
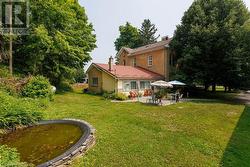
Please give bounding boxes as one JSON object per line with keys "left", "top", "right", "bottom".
{"left": 130, "top": 81, "right": 138, "bottom": 90}
{"left": 123, "top": 81, "right": 130, "bottom": 92}
{"left": 92, "top": 77, "right": 98, "bottom": 86}
{"left": 140, "top": 81, "right": 151, "bottom": 90}
{"left": 123, "top": 80, "right": 151, "bottom": 91}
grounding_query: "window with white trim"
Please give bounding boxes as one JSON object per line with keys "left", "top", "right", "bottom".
{"left": 92, "top": 77, "right": 98, "bottom": 86}
{"left": 130, "top": 81, "right": 138, "bottom": 90}
{"left": 140, "top": 81, "right": 151, "bottom": 90}
{"left": 148, "top": 55, "right": 153, "bottom": 66}
{"left": 123, "top": 81, "right": 130, "bottom": 92}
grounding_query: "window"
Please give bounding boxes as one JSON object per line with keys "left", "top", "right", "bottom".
{"left": 92, "top": 77, "right": 98, "bottom": 86}
{"left": 123, "top": 81, "right": 130, "bottom": 92}
{"left": 130, "top": 81, "right": 138, "bottom": 90}
{"left": 148, "top": 55, "right": 153, "bottom": 66}
{"left": 132, "top": 58, "right": 136, "bottom": 67}
{"left": 140, "top": 81, "right": 151, "bottom": 90}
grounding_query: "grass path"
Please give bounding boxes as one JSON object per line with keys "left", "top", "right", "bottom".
{"left": 44, "top": 92, "right": 249, "bottom": 167}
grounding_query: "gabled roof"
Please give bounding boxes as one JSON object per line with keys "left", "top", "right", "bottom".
{"left": 88, "top": 63, "right": 164, "bottom": 80}
{"left": 117, "top": 38, "right": 172, "bottom": 58}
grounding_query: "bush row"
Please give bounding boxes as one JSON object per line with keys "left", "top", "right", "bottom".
{"left": 0, "top": 91, "right": 44, "bottom": 129}
{"left": 0, "top": 76, "right": 54, "bottom": 100}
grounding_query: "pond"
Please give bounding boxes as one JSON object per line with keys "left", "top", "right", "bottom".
{"left": 0, "top": 123, "right": 83, "bottom": 166}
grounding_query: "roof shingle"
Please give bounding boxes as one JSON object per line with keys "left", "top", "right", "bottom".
{"left": 93, "top": 63, "right": 164, "bottom": 80}
{"left": 120, "top": 38, "right": 172, "bottom": 56}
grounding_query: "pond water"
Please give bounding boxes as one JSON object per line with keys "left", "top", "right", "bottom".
{"left": 0, "top": 123, "right": 83, "bottom": 165}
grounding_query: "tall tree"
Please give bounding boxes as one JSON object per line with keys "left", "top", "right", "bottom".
{"left": 237, "top": 20, "right": 250, "bottom": 89}
{"left": 171, "top": 0, "right": 250, "bottom": 91}
{"left": 139, "top": 19, "right": 159, "bottom": 45}
{"left": 14, "top": 0, "right": 96, "bottom": 85}
{"left": 114, "top": 22, "right": 141, "bottom": 62}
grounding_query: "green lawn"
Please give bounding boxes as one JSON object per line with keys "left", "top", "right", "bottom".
{"left": 43, "top": 91, "right": 250, "bottom": 167}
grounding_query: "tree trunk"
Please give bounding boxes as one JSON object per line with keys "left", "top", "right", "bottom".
{"left": 205, "top": 84, "right": 209, "bottom": 91}
{"left": 9, "top": 0, "right": 13, "bottom": 76}
{"left": 224, "top": 86, "right": 228, "bottom": 92}
{"left": 212, "top": 83, "right": 216, "bottom": 92}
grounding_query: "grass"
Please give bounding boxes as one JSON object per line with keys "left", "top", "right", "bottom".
{"left": 43, "top": 90, "right": 249, "bottom": 167}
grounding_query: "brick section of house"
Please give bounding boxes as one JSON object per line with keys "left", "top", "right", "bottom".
{"left": 117, "top": 38, "right": 174, "bottom": 81}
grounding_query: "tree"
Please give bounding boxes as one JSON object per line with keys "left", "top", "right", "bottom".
{"left": 139, "top": 19, "right": 159, "bottom": 45}
{"left": 171, "top": 0, "right": 250, "bottom": 91}
{"left": 114, "top": 22, "right": 141, "bottom": 62}
{"left": 14, "top": 0, "right": 96, "bottom": 85}
{"left": 237, "top": 20, "right": 250, "bottom": 89}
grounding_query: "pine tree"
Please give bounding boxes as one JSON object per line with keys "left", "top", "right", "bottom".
{"left": 139, "top": 19, "right": 160, "bottom": 45}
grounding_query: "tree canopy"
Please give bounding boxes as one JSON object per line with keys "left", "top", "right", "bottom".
{"left": 114, "top": 22, "right": 141, "bottom": 62}
{"left": 139, "top": 19, "right": 159, "bottom": 46}
{"left": 171, "top": 0, "right": 250, "bottom": 91}
{"left": 14, "top": 0, "right": 96, "bottom": 85}
{"left": 114, "top": 20, "right": 159, "bottom": 63}
{"left": 237, "top": 20, "right": 250, "bottom": 88}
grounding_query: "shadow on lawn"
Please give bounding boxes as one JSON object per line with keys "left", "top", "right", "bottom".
{"left": 220, "top": 106, "right": 250, "bottom": 166}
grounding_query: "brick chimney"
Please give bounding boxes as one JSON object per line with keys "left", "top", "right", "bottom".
{"left": 108, "top": 56, "right": 114, "bottom": 71}
{"left": 161, "top": 36, "right": 169, "bottom": 41}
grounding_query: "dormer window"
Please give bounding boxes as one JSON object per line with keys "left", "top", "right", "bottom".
{"left": 148, "top": 55, "right": 153, "bottom": 66}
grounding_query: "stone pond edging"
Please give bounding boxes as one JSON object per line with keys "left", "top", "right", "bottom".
{"left": 37, "top": 119, "right": 96, "bottom": 167}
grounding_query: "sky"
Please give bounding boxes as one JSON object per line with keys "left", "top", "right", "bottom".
{"left": 79, "top": 0, "right": 250, "bottom": 68}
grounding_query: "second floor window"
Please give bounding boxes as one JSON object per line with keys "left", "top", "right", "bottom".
{"left": 148, "top": 55, "right": 153, "bottom": 66}
{"left": 132, "top": 58, "right": 136, "bottom": 67}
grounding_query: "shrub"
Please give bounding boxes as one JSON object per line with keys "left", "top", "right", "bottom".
{"left": 0, "top": 78, "right": 28, "bottom": 96}
{"left": 0, "top": 91, "right": 43, "bottom": 129}
{"left": 58, "top": 81, "right": 73, "bottom": 92}
{"left": 0, "top": 64, "right": 10, "bottom": 78}
{"left": 21, "top": 76, "right": 53, "bottom": 99}
{"left": 0, "top": 145, "right": 31, "bottom": 167}
{"left": 114, "top": 93, "right": 128, "bottom": 101}
{"left": 102, "top": 92, "right": 116, "bottom": 99}
{"left": 102, "top": 92, "right": 128, "bottom": 101}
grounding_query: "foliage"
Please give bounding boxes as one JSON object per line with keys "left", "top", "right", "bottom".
{"left": 139, "top": 19, "right": 160, "bottom": 46}
{"left": 114, "top": 20, "right": 160, "bottom": 63}
{"left": 155, "top": 89, "right": 169, "bottom": 99}
{"left": 58, "top": 81, "right": 73, "bottom": 92}
{"left": 114, "top": 22, "right": 141, "bottom": 62}
{"left": 237, "top": 20, "right": 250, "bottom": 89}
{"left": 171, "top": 0, "right": 250, "bottom": 91}
{"left": 21, "top": 76, "right": 53, "bottom": 100}
{"left": 0, "top": 91, "right": 43, "bottom": 129}
{"left": 0, "top": 77, "right": 28, "bottom": 96}
{"left": 14, "top": 0, "right": 96, "bottom": 86}
{"left": 102, "top": 92, "right": 128, "bottom": 101}
{"left": 0, "top": 145, "right": 31, "bottom": 167}
{"left": 0, "top": 64, "right": 10, "bottom": 78}
{"left": 74, "top": 67, "right": 86, "bottom": 83}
